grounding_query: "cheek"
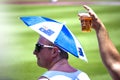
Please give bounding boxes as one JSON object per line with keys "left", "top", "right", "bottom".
{"left": 37, "top": 51, "right": 52, "bottom": 64}
{"left": 38, "top": 55, "right": 52, "bottom": 68}
{"left": 37, "top": 54, "right": 46, "bottom": 67}
{"left": 43, "top": 53, "right": 52, "bottom": 61}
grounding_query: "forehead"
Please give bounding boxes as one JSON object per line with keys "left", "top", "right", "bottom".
{"left": 38, "top": 36, "right": 50, "bottom": 44}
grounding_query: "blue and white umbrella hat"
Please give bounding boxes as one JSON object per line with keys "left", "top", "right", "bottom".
{"left": 20, "top": 16, "right": 88, "bottom": 62}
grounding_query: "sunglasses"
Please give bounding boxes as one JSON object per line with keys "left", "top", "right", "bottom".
{"left": 35, "top": 43, "right": 54, "bottom": 52}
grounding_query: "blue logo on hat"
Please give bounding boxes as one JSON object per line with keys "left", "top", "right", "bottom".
{"left": 39, "top": 26, "right": 54, "bottom": 36}
{"left": 78, "top": 48, "right": 84, "bottom": 57}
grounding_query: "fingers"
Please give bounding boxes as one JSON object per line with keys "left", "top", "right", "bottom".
{"left": 83, "top": 5, "right": 98, "bottom": 21}
{"left": 83, "top": 5, "right": 90, "bottom": 11}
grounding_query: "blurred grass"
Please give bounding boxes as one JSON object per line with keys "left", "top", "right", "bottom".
{"left": 0, "top": 4, "right": 120, "bottom": 80}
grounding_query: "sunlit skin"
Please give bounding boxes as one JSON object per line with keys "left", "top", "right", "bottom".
{"left": 33, "top": 36, "right": 77, "bottom": 79}
{"left": 33, "top": 36, "right": 58, "bottom": 69}
{"left": 79, "top": 5, "right": 120, "bottom": 80}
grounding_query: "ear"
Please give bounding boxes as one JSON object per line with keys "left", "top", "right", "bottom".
{"left": 51, "top": 47, "right": 59, "bottom": 58}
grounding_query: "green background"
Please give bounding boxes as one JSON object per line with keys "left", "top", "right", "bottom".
{"left": 0, "top": 0, "right": 120, "bottom": 80}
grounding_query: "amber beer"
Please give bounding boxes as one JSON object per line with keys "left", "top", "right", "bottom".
{"left": 79, "top": 13, "right": 92, "bottom": 32}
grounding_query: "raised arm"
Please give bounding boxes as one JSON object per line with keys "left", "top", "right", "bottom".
{"left": 81, "top": 5, "right": 120, "bottom": 80}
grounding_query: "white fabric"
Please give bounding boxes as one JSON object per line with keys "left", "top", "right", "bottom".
{"left": 30, "top": 22, "right": 63, "bottom": 43}
{"left": 38, "top": 70, "right": 90, "bottom": 80}
{"left": 76, "top": 72, "right": 90, "bottom": 80}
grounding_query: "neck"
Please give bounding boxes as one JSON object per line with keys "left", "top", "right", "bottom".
{"left": 48, "top": 59, "right": 77, "bottom": 72}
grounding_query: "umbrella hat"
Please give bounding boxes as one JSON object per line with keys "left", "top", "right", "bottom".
{"left": 20, "top": 16, "right": 88, "bottom": 62}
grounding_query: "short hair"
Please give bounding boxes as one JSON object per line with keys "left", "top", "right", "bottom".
{"left": 59, "top": 48, "right": 69, "bottom": 60}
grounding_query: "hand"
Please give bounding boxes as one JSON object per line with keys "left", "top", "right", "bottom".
{"left": 79, "top": 5, "right": 105, "bottom": 32}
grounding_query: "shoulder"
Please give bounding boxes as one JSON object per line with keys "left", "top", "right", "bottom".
{"left": 41, "top": 71, "right": 72, "bottom": 80}
{"left": 40, "top": 70, "right": 90, "bottom": 80}
{"left": 39, "top": 75, "right": 72, "bottom": 80}
{"left": 77, "top": 72, "right": 90, "bottom": 80}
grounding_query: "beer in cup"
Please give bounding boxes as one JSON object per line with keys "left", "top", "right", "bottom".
{"left": 79, "top": 13, "right": 92, "bottom": 32}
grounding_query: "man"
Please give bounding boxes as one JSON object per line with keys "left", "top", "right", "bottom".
{"left": 33, "top": 36, "right": 90, "bottom": 80}
{"left": 20, "top": 16, "right": 90, "bottom": 80}
{"left": 79, "top": 5, "right": 120, "bottom": 80}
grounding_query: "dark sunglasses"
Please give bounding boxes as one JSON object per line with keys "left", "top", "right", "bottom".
{"left": 35, "top": 43, "right": 54, "bottom": 52}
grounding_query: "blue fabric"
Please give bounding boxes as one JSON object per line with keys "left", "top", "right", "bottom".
{"left": 42, "top": 70, "right": 81, "bottom": 80}
{"left": 20, "top": 16, "right": 59, "bottom": 26}
{"left": 55, "top": 25, "right": 78, "bottom": 57}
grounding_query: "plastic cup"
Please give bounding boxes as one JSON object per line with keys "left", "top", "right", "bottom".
{"left": 78, "top": 12, "right": 92, "bottom": 32}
